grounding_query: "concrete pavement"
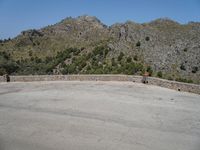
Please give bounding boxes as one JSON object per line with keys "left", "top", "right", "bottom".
{"left": 0, "top": 81, "right": 200, "bottom": 150}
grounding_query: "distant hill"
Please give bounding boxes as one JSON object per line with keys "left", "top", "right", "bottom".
{"left": 0, "top": 15, "right": 200, "bottom": 83}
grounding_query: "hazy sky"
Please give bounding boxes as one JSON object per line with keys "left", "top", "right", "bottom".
{"left": 0, "top": 0, "right": 200, "bottom": 39}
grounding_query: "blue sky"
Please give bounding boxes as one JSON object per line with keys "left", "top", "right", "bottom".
{"left": 0, "top": 0, "right": 200, "bottom": 39}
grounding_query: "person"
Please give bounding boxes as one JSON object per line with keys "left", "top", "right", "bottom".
{"left": 142, "top": 72, "right": 149, "bottom": 84}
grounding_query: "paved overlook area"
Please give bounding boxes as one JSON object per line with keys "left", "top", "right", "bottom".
{"left": 0, "top": 81, "right": 200, "bottom": 150}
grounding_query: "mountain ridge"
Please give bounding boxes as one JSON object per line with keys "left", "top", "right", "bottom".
{"left": 0, "top": 15, "right": 200, "bottom": 83}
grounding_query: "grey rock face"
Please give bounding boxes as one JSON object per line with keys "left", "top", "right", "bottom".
{"left": 108, "top": 19, "right": 200, "bottom": 82}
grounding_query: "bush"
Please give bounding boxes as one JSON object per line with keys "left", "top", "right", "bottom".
{"left": 136, "top": 41, "right": 141, "bottom": 47}
{"left": 147, "top": 66, "right": 153, "bottom": 76}
{"left": 126, "top": 57, "right": 132, "bottom": 63}
{"left": 34, "top": 57, "right": 42, "bottom": 63}
{"left": 168, "top": 76, "right": 173, "bottom": 81}
{"left": 111, "top": 58, "right": 116, "bottom": 66}
{"left": 93, "top": 46, "right": 104, "bottom": 56}
{"left": 73, "top": 55, "right": 87, "bottom": 68}
{"left": 118, "top": 52, "right": 124, "bottom": 61}
{"left": 104, "top": 48, "right": 109, "bottom": 57}
{"left": 0, "top": 51, "right": 10, "bottom": 60}
{"left": 133, "top": 55, "right": 138, "bottom": 61}
{"left": 175, "top": 78, "right": 193, "bottom": 83}
{"left": 192, "top": 66, "right": 198, "bottom": 73}
{"left": 45, "top": 57, "right": 53, "bottom": 63}
{"left": 180, "top": 64, "right": 186, "bottom": 71}
{"left": 145, "top": 37, "right": 150, "bottom": 41}
{"left": 66, "top": 64, "right": 77, "bottom": 74}
{"left": 73, "top": 49, "right": 81, "bottom": 55}
{"left": 157, "top": 71, "right": 163, "bottom": 78}
{"left": 0, "top": 52, "right": 19, "bottom": 75}
{"left": 93, "top": 68, "right": 104, "bottom": 74}
{"left": 0, "top": 68, "right": 6, "bottom": 75}
{"left": 2, "top": 61, "right": 19, "bottom": 74}
{"left": 28, "top": 51, "right": 33, "bottom": 57}
{"left": 61, "top": 67, "right": 68, "bottom": 75}
{"left": 120, "top": 62, "right": 144, "bottom": 75}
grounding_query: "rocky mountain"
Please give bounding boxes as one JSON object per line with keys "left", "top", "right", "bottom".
{"left": 0, "top": 15, "right": 200, "bottom": 83}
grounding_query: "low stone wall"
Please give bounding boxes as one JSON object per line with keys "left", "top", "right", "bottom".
{"left": 0, "top": 75, "right": 199, "bottom": 94}
{"left": 8, "top": 75, "right": 142, "bottom": 82}
{"left": 0, "top": 76, "right": 4, "bottom": 82}
{"left": 148, "top": 77, "right": 200, "bottom": 95}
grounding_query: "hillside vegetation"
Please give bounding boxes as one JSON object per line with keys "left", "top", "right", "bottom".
{"left": 0, "top": 16, "right": 199, "bottom": 84}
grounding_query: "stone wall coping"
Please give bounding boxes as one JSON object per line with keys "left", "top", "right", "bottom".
{"left": 149, "top": 76, "right": 200, "bottom": 87}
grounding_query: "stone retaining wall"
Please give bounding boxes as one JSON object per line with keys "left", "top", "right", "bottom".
{"left": 148, "top": 77, "right": 200, "bottom": 95}
{"left": 8, "top": 75, "right": 142, "bottom": 82}
{"left": 0, "top": 75, "right": 199, "bottom": 94}
{"left": 0, "top": 76, "right": 4, "bottom": 82}
{"left": 4, "top": 75, "right": 126, "bottom": 82}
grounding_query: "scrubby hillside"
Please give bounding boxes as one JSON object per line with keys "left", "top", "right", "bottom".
{"left": 0, "top": 15, "right": 200, "bottom": 83}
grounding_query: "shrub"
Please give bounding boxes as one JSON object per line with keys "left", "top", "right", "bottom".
{"left": 0, "top": 51, "right": 19, "bottom": 75}
{"left": 67, "top": 64, "right": 76, "bottom": 74}
{"left": 73, "top": 49, "right": 81, "bottom": 55}
{"left": 0, "top": 52, "right": 10, "bottom": 60}
{"left": 175, "top": 78, "right": 193, "bottom": 83}
{"left": 183, "top": 48, "right": 187, "bottom": 52}
{"left": 2, "top": 61, "right": 19, "bottom": 74}
{"left": 133, "top": 55, "right": 138, "bottom": 61}
{"left": 86, "top": 52, "right": 92, "bottom": 59}
{"left": 111, "top": 58, "right": 116, "bottom": 66}
{"left": 61, "top": 67, "right": 68, "bottom": 75}
{"left": 73, "top": 55, "right": 87, "bottom": 68}
{"left": 131, "top": 63, "right": 141, "bottom": 74}
{"left": 86, "top": 65, "right": 91, "bottom": 71}
{"left": 104, "top": 48, "right": 109, "bottom": 57}
{"left": 120, "top": 62, "right": 144, "bottom": 75}
{"left": 136, "top": 41, "right": 141, "bottom": 47}
{"left": 30, "top": 57, "right": 34, "bottom": 61}
{"left": 192, "top": 66, "right": 198, "bottom": 73}
{"left": 126, "top": 57, "right": 132, "bottom": 63}
{"left": 103, "top": 65, "right": 112, "bottom": 74}
{"left": 157, "top": 71, "right": 163, "bottom": 78}
{"left": 180, "top": 64, "right": 186, "bottom": 71}
{"left": 45, "top": 57, "right": 53, "bottom": 63}
{"left": 118, "top": 52, "right": 124, "bottom": 61}
{"left": 0, "top": 68, "right": 6, "bottom": 75}
{"left": 35, "top": 57, "right": 42, "bottom": 63}
{"left": 188, "top": 79, "right": 193, "bottom": 83}
{"left": 28, "top": 51, "right": 33, "bottom": 57}
{"left": 145, "top": 37, "right": 150, "bottom": 41}
{"left": 56, "top": 49, "right": 71, "bottom": 62}
{"left": 93, "top": 68, "right": 104, "bottom": 74}
{"left": 168, "top": 76, "right": 173, "bottom": 81}
{"left": 93, "top": 46, "right": 104, "bottom": 56}
{"left": 147, "top": 66, "right": 153, "bottom": 76}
